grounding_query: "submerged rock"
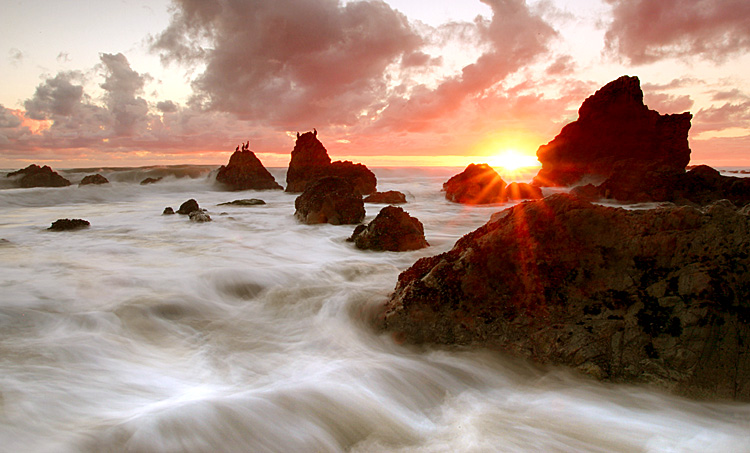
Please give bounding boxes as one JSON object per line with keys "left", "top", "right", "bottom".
{"left": 216, "top": 146, "right": 282, "bottom": 191}
{"left": 140, "top": 177, "right": 162, "bottom": 185}
{"left": 217, "top": 199, "right": 266, "bottom": 206}
{"left": 294, "top": 177, "right": 365, "bottom": 225}
{"left": 48, "top": 219, "right": 90, "bottom": 231}
{"left": 364, "top": 191, "right": 407, "bottom": 204}
{"left": 348, "top": 206, "right": 428, "bottom": 252}
{"left": 7, "top": 164, "right": 71, "bottom": 188}
{"left": 177, "top": 199, "right": 200, "bottom": 215}
{"left": 79, "top": 174, "right": 109, "bottom": 186}
{"left": 379, "top": 194, "right": 750, "bottom": 400}
{"left": 189, "top": 211, "right": 212, "bottom": 222}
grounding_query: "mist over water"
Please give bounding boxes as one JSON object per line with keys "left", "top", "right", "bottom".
{"left": 1, "top": 166, "right": 749, "bottom": 452}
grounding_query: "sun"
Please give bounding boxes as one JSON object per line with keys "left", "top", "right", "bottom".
{"left": 486, "top": 150, "right": 540, "bottom": 171}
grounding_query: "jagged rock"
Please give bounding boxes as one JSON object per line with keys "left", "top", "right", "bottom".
{"left": 285, "top": 131, "right": 376, "bottom": 195}
{"left": 217, "top": 199, "right": 266, "bottom": 206}
{"left": 294, "top": 177, "right": 365, "bottom": 225}
{"left": 7, "top": 164, "right": 71, "bottom": 188}
{"left": 443, "top": 164, "right": 506, "bottom": 204}
{"left": 378, "top": 194, "right": 750, "bottom": 400}
{"left": 79, "top": 174, "right": 109, "bottom": 186}
{"left": 163, "top": 207, "right": 175, "bottom": 215}
{"left": 216, "top": 147, "right": 282, "bottom": 191}
{"left": 504, "top": 182, "right": 543, "bottom": 200}
{"left": 348, "top": 206, "right": 428, "bottom": 251}
{"left": 189, "top": 211, "right": 212, "bottom": 222}
{"left": 140, "top": 177, "right": 162, "bottom": 185}
{"left": 533, "top": 76, "right": 692, "bottom": 187}
{"left": 48, "top": 219, "right": 90, "bottom": 231}
{"left": 177, "top": 199, "right": 200, "bottom": 215}
{"left": 672, "top": 165, "right": 750, "bottom": 206}
{"left": 364, "top": 191, "right": 407, "bottom": 204}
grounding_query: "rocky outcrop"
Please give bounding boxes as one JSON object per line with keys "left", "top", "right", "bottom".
{"left": 504, "top": 182, "right": 543, "bottom": 200}
{"left": 285, "top": 131, "right": 376, "bottom": 195}
{"left": 443, "top": 164, "right": 507, "bottom": 204}
{"left": 48, "top": 219, "right": 90, "bottom": 231}
{"left": 348, "top": 206, "right": 428, "bottom": 251}
{"left": 7, "top": 164, "right": 71, "bottom": 188}
{"left": 378, "top": 194, "right": 750, "bottom": 400}
{"left": 294, "top": 177, "right": 365, "bottom": 225}
{"left": 216, "top": 144, "right": 282, "bottom": 191}
{"left": 533, "top": 76, "right": 692, "bottom": 187}
{"left": 217, "top": 199, "right": 266, "bottom": 206}
{"left": 177, "top": 199, "right": 200, "bottom": 215}
{"left": 79, "top": 174, "right": 109, "bottom": 186}
{"left": 364, "top": 191, "right": 407, "bottom": 204}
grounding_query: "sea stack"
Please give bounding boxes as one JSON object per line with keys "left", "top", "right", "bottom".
{"left": 216, "top": 143, "right": 282, "bottom": 191}
{"left": 7, "top": 164, "right": 71, "bottom": 188}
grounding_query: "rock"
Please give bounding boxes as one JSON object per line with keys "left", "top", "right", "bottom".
{"left": 348, "top": 206, "right": 429, "bottom": 251}
{"left": 364, "top": 190, "right": 407, "bottom": 204}
{"left": 672, "top": 165, "right": 750, "bottom": 206}
{"left": 533, "top": 76, "right": 692, "bottom": 187}
{"left": 177, "top": 199, "right": 200, "bottom": 215}
{"left": 378, "top": 194, "right": 750, "bottom": 400}
{"left": 285, "top": 131, "right": 376, "bottom": 195}
{"left": 443, "top": 164, "right": 507, "bottom": 204}
{"left": 79, "top": 174, "right": 109, "bottom": 186}
{"left": 48, "top": 219, "right": 90, "bottom": 231}
{"left": 140, "top": 177, "right": 162, "bottom": 185}
{"left": 163, "top": 207, "right": 175, "bottom": 215}
{"left": 216, "top": 146, "right": 282, "bottom": 191}
{"left": 189, "top": 211, "right": 212, "bottom": 222}
{"left": 503, "top": 182, "right": 543, "bottom": 200}
{"left": 217, "top": 199, "right": 266, "bottom": 206}
{"left": 7, "top": 164, "right": 71, "bottom": 188}
{"left": 294, "top": 177, "right": 365, "bottom": 225}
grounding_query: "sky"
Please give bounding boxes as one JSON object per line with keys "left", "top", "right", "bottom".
{"left": 1, "top": 0, "right": 749, "bottom": 169}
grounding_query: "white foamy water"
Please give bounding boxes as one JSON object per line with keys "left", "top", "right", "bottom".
{"left": 1, "top": 166, "right": 749, "bottom": 452}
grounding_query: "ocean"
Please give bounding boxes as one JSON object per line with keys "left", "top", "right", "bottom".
{"left": 1, "top": 165, "right": 749, "bottom": 452}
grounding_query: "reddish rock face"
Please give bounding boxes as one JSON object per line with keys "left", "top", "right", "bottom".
{"left": 533, "top": 76, "right": 692, "bottom": 187}
{"left": 216, "top": 149, "right": 282, "bottom": 191}
{"left": 443, "top": 164, "right": 507, "bottom": 204}
{"left": 378, "top": 194, "right": 750, "bottom": 400}
{"left": 294, "top": 177, "right": 365, "bottom": 225}
{"left": 363, "top": 190, "right": 407, "bottom": 204}
{"left": 348, "top": 206, "right": 428, "bottom": 252}
{"left": 285, "top": 131, "right": 376, "bottom": 195}
{"left": 7, "top": 164, "right": 71, "bottom": 188}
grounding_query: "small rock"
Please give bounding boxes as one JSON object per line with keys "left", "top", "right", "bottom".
{"left": 163, "top": 207, "right": 175, "bottom": 215}
{"left": 79, "top": 174, "right": 109, "bottom": 186}
{"left": 48, "top": 219, "right": 90, "bottom": 231}
{"left": 189, "top": 211, "right": 212, "bottom": 222}
{"left": 364, "top": 191, "right": 407, "bottom": 204}
{"left": 177, "top": 199, "right": 200, "bottom": 215}
{"left": 140, "top": 177, "right": 162, "bottom": 185}
{"left": 217, "top": 199, "right": 266, "bottom": 206}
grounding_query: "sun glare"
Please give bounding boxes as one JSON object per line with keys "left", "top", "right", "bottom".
{"left": 486, "top": 150, "right": 540, "bottom": 171}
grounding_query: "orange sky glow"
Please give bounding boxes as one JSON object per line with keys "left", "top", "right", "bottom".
{"left": 1, "top": 0, "right": 749, "bottom": 171}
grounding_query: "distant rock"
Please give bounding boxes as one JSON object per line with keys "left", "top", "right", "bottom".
{"left": 378, "top": 194, "right": 750, "bottom": 400}
{"left": 443, "top": 164, "right": 506, "bottom": 204}
{"left": 364, "top": 190, "right": 407, "bottom": 204}
{"left": 177, "top": 199, "right": 200, "bottom": 215}
{"left": 503, "top": 182, "right": 543, "bottom": 200}
{"left": 533, "top": 76, "right": 692, "bottom": 187}
{"left": 294, "top": 176, "right": 365, "bottom": 225}
{"left": 285, "top": 131, "right": 376, "bottom": 195}
{"left": 217, "top": 199, "right": 266, "bottom": 206}
{"left": 140, "top": 177, "right": 162, "bottom": 185}
{"left": 7, "top": 164, "right": 71, "bottom": 188}
{"left": 216, "top": 145, "right": 282, "bottom": 191}
{"left": 348, "top": 206, "right": 428, "bottom": 251}
{"left": 163, "top": 207, "right": 175, "bottom": 215}
{"left": 79, "top": 174, "right": 109, "bottom": 186}
{"left": 189, "top": 211, "right": 212, "bottom": 222}
{"left": 48, "top": 219, "right": 90, "bottom": 231}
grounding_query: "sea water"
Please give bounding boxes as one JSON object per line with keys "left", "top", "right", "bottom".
{"left": 1, "top": 166, "right": 748, "bottom": 452}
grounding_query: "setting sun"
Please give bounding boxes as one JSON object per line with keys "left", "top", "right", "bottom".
{"left": 486, "top": 150, "right": 540, "bottom": 171}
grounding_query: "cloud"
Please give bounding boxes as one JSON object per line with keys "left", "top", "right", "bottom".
{"left": 604, "top": 0, "right": 750, "bottom": 64}
{"left": 99, "top": 53, "right": 151, "bottom": 136}
{"left": 8, "top": 48, "right": 24, "bottom": 66}
{"left": 693, "top": 100, "right": 750, "bottom": 133}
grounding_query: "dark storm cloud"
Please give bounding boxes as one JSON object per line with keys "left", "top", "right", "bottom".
{"left": 604, "top": 0, "right": 750, "bottom": 64}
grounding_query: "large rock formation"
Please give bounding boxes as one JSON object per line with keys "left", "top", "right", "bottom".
{"left": 79, "top": 174, "right": 109, "bottom": 186}
{"left": 216, "top": 144, "right": 282, "bottom": 191}
{"left": 294, "top": 177, "right": 365, "bottom": 225}
{"left": 378, "top": 194, "right": 750, "bottom": 400}
{"left": 348, "top": 206, "right": 428, "bottom": 252}
{"left": 7, "top": 164, "right": 71, "bottom": 188}
{"left": 443, "top": 164, "right": 507, "bottom": 204}
{"left": 285, "top": 131, "right": 376, "bottom": 195}
{"left": 533, "top": 76, "right": 692, "bottom": 187}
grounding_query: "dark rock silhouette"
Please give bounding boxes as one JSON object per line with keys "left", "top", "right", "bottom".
{"left": 364, "top": 190, "right": 407, "bottom": 204}
{"left": 503, "top": 182, "right": 543, "bottom": 200}
{"left": 443, "top": 164, "right": 506, "bottom": 204}
{"left": 189, "top": 211, "right": 212, "bottom": 222}
{"left": 348, "top": 206, "right": 428, "bottom": 252}
{"left": 285, "top": 131, "right": 376, "bottom": 195}
{"left": 140, "top": 177, "right": 162, "bottom": 185}
{"left": 163, "top": 207, "right": 175, "bottom": 215}
{"left": 177, "top": 199, "right": 200, "bottom": 215}
{"left": 7, "top": 164, "right": 71, "bottom": 188}
{"left": 48, "top": 219, "right": 90, "bottom": 231}
{"left": 533, "top": 76, "right": 692, "bottom": 187}
{"left": 378, "top": 194, "right": 750, "bottom": 400}
{"left": 217, "top": 199, "right": 266, "bottom": 206}
{"left": 294, "top": 177, "right": 365, "bottom": 225}
{"left": 79, "top": 174, "right": 109, "bottom": 186}
{"left": 216, "top": 145, "right": 282, "bottom": 191}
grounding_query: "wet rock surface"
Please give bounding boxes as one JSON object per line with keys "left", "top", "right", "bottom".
{"left": 79, "top": 174, "right": 109, "bottom": 186}
{"left": 443, "top": 164, "right": 506, "bottom": 204}
{"left": 217, "top": 199, "right": 266, "bottom": 206}
{"left": 48, "top": 219, "right": 90, "bottom": 231}
{"left": 294, "top": 176, "right": 365, "bottom": 225}
{"left": 177, "top": 199, "right": 200, "bottom": 215}
{"left": 364, "top": 191, "right": 407, "bottom": 204}
{"left": 8, "top": 164, "right": 71, "bottom": 188}
{"left": 348, "top": 206, "right": 428, "bottom": 251}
